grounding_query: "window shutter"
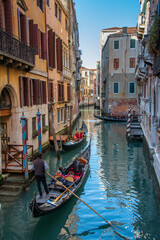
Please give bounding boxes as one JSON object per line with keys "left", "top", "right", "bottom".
{"left": 26, "top": 78, "right": 30, "bottom": 107}
{"left": 62, "top": 84, "right": 64, "bottom": 101}
{"left": 35, "top": 79, "right": 39, "bottom": 104}
{"left": 19, "top": 76, "right": 24, "bottom": 108}
{"left": 48, "top": 29, "right": 53, "bottom": 67}
{"left": 4, "top": 0, "right": 13, "bottom": 35}
{"left": 30, "top": 79, "right": 33, "bottom": 106}
{"left": 20, "top": 15, "right": 27, "bottom": 44}
{"left": 29, "top": 20, "right": 34, "bottom": 48}
{"left": 0, "top": 0, "right": 3, "bottom": 29}
{"left": 37, "top": 0, "right": 40, "bottom": 8}
{"left": 42, "top": 32, "right": 47, "bottom": 60}
{"left": 37, "top": 80, "right": 41, "bottom": 104}
{"left": 53, "top": 32, "right": 55, "bottom": 68}
{"left": 42, "top": 81, "right": 46, "bottom": 104}
{"left": 40, "top": 81, "right": 42, "bottom": 104}
{"left": 58, "top": 83, "right": 60, "bottom": 101}
{"left": 33, "top": 24, "right": 39, "bottom": 55}
{"left": 56, "top": 37, "right": 61, "bottom": 71}
{"left": 51, "top": 83, "right": 53, "bottom": 101}
{"left": 39, "top": 29, "right": 41, "bottom": 57}
{"left": 60, "top": 39, "right": 63, "bottom": 71}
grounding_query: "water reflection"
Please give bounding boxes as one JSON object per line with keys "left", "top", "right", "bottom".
{"left": 0, "top": 107, "right": 160, "bottom": 240}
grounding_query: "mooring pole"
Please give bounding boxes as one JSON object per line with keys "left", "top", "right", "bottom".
{"left": 21, "top": 113, "right": 29, "bottom": 184}
{"left": 127, "top": 106, "right": 131, "bottom": 139}
{"left": 36, "top": 110, "right": 42, "bottom": 153}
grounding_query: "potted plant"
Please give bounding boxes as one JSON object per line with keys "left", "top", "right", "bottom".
{"left": 32, "top": 129, "right": 38, "bottom": 138}
{"left": 42, "top": 125, "right": 49, "bottom": 133}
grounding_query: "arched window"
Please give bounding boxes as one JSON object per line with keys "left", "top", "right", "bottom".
{"left": 0, "top": 88, "right": 12, "bottom": 109}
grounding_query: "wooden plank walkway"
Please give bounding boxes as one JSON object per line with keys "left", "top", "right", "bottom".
{"left": 130, "top": 122, "right": 144, "bottom": 140}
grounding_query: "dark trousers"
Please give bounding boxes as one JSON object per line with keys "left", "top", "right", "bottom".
{"left": 35, "top": 175, "right": 49, "bottom": 197}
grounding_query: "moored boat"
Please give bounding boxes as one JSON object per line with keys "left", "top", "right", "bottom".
{"left": 62, "top": 121, "right": 88, "bottom": 150}
{"left": 29, "top": 139, "right": 91, "bottom": 218}
{"left": 94, "top": 114, "right": 127, "bottom": 122}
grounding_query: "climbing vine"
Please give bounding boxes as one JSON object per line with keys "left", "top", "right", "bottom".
{"left": 148, "top": 14, "right": 160, "bottom": 55}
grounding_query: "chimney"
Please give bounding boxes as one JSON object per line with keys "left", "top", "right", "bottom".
{"left": 123, "top": 27, "right": 127, "bottom": 35}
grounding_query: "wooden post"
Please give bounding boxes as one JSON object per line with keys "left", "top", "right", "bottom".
{"left": 69, "top": 106, "right": 73, "bottom": 137}
{"left": 127, "top": 106, "right": 131, "bottom": 139}
{"left": 49, "top": 106, "right": 60, "bottom": 159}
{"left": 20, "top": 113, "right": 29, "bottom": 184}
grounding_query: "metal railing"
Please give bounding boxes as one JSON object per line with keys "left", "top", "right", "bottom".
{"left": 0, "top": 29, "right": 35, "bottom": 66}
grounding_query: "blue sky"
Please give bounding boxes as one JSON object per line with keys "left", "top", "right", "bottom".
{"left": 74, "top": 0, "right": 140, "bottom": 69}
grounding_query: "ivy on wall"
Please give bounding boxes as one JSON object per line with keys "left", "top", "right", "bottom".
{"left": 148, "top": 14, "right": 160, "bottom": 55}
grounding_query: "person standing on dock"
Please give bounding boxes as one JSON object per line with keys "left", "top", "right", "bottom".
{"left": 32, "top": 152, "right": 49, "bottom": 197}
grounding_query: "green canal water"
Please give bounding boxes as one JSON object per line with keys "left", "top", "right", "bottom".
{"left": 0, "top": 107, "right": 160, "bottom": 240}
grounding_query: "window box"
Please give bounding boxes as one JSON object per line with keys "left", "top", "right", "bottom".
{"left": 32, "top": 130, "right": 38, "bottom": 138}
{"left": 42, "top": 125, "right": 49, "bottom": 133}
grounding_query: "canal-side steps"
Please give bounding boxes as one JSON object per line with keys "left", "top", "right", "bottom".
{"left": 0, "top": 171, "right": 35, "bottom": 201}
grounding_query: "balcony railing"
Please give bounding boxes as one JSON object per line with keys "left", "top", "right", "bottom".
{"left": 0, "top": 29, "right": 35, "bottom": 67}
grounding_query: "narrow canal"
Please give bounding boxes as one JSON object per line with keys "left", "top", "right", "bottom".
{"left": 0, "top": 107, "right": 160, "bottom": 240}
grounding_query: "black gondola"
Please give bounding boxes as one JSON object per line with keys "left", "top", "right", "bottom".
{"left": 29, "top": 139, "right": 91, "bottom": 218}
{"left": 94, "top": 114, "right": 127, "bottom": 122}
{"left": 62, "top": 121, "right": 88, "bottom": 150}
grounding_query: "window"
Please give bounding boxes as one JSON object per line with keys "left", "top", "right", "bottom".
{"left": 129, "top": 83, "right": 135, "bottom": 94}
{"left": 58, "top": 83, "right": 64, "bottom": 101}
{"left": 48, "top": 82, "right": 53, "bottom": 102}
{"left": 59, "top": 8, "right": 61, "bottom": 22}
{"left": 32, "top": 117, "right": 36, "bottom": 132}
{"left": 57, "top": 109, "right": 60, "bottom": 123}
{"left": 130, "top": 39, "right": 136, "bottom": 48}
{"left": 85, "top": 72, "right": 88, "bottom": 77}
{"left": 114, "top": 40, "right": 119, "bottom": 49}
{"left": 42, "top": 114, "right": 45, "bottom": 127}
{"left": 17, "top": 10, "right": 27, "bottom": 43}
{"left": 114, "top": 83, "right": 119, "bottom": 94}
{"left": 47, "top": 0, "right": 49, "bottom": 6}
{"left": 130, "top": 58, "right": 135, "bottom": 68}
{"left": 61, "top": 109, "right": 63, "bottom": 121}
{"left": 26, "top": 119, "right": 28, "bottom": 140}
{"left": 1, "top": 0, "right": 13, "bottom": 35}
{"left": 114, "top": 58, "right": 119, "bottom": 70}
{"left": 55, "top": 3, "right": 58, "bottom": 17}
{"left": 37, "top": 0, "right": 43, "bottom": 11}
{"left": 65, "top": 18, "right": 67, "bottom": 31}
{"left": 67, "top": 84, "right": 71, "bottom": 101}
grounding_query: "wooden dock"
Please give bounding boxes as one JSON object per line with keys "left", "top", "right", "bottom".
{"left": 130, "top": 122, "right": 144, "bottom": 140}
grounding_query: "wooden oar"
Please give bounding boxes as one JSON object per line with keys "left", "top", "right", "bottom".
{"left": 46, "top": 171, "right": 114, "bottom": 228}
{"left": 54, "top": 182, "right": 74, "bottom": 202}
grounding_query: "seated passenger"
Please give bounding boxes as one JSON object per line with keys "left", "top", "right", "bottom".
{"left": 59, "top": 166, "right": 65, "bottom": 175}
{"left": 73, "top": 135, "right": 78, "bottom": 141}
{"left": 54, "top": 170, "right": 66, "bottom": 185}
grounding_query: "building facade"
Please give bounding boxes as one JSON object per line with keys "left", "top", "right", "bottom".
{"left": 136, "top": 0, "right": 160, "bottom": 186}
{"left": 0, "top": 0, "right": 81, "bottom": 174}
{"left": 80, "top": 67, "right": 96, "bottom": 107}
{"left": 101, "top": 27, "right": 139, "bottom": 117}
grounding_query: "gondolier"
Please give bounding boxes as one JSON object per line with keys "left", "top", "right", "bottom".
{"left": 32, "top": 152, "right": 49, "bottom": 197}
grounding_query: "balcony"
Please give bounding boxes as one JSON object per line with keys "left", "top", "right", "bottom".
{"left": 76, "top": 73, "right": 81, "bottom": 81}
{"left": 76, "top": 50, "right": 81, "bottom": 60}
{"left": 137, "top": 13, "right": 145, "bottom": 38}
{"left": 0, "top": 29, "right": 35, "bottom": 69}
